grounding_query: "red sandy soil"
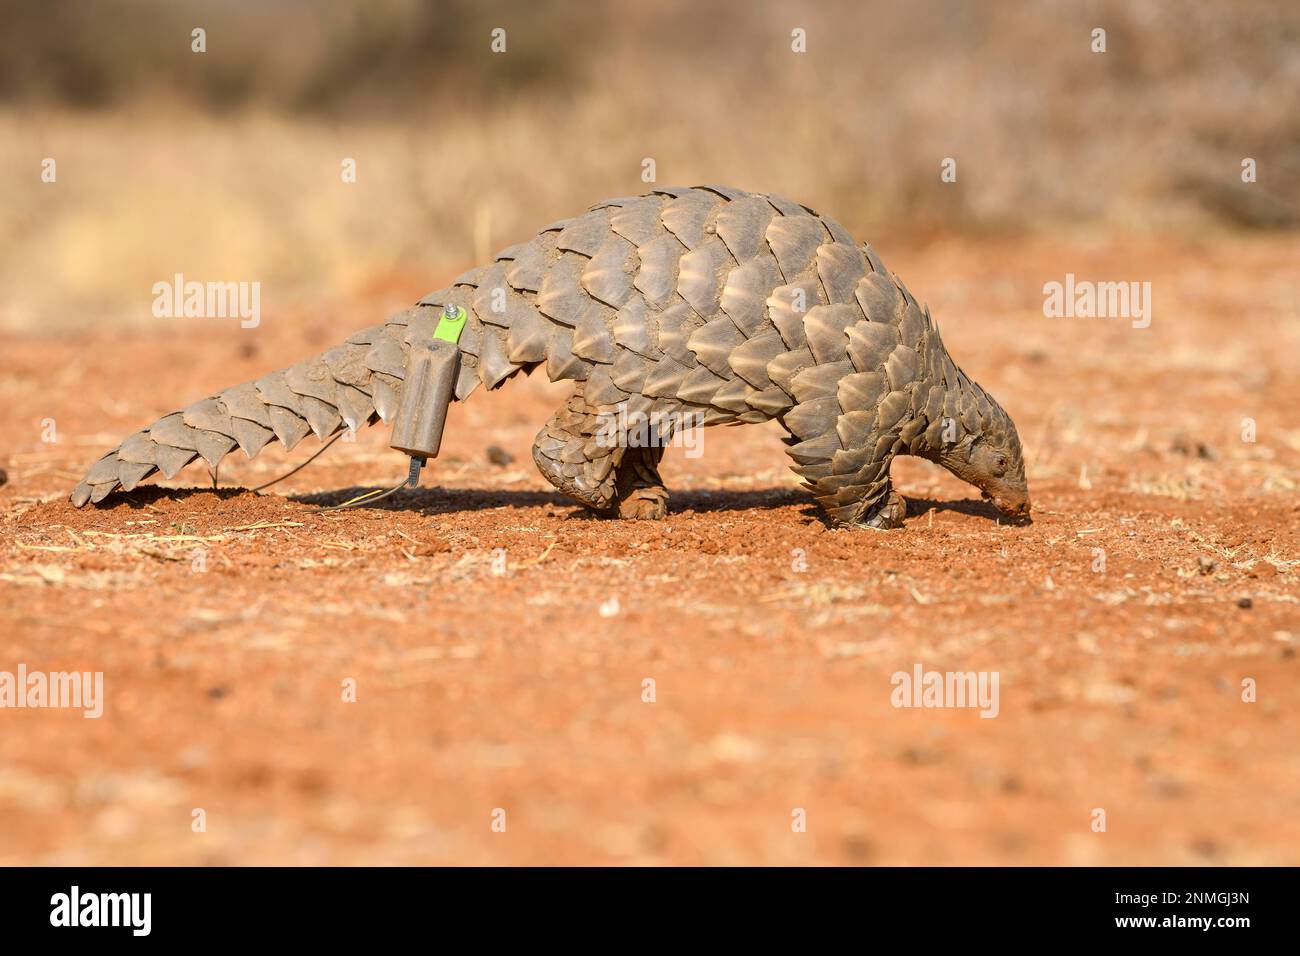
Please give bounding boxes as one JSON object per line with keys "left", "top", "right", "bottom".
{"left": 1, "top": 235, "right": 1297, "bottom": 865}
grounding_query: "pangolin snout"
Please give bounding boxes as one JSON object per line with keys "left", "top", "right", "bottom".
{"left": 982, "top": 490, "right": 1031, "bottom": 520}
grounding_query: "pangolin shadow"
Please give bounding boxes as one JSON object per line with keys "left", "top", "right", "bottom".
{"left": 293, "top": 485, "right": 1026, "bottom": 525}
{"left": 288, "top": 485, "right": 809, "bottom": 517}
{"left": 903, "top": 495, "right": 1031, "bottom": 525}
{"left": 82, "top": 485, "right": 1021, "bottom": 525}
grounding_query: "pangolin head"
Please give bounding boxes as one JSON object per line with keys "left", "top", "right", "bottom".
{"left": 931, "top": 384, "right": 1031, "bottom": 522}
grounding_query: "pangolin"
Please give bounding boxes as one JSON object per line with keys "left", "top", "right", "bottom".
{"left": 71, "top": 185, "right": 1030, "bottom": 528}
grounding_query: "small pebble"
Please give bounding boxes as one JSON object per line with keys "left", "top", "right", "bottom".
{"left": 0, "top": 466, "right": 7, "bottom": 488}
{"left": 486, "top": 445, "right": 515, "bottom": 467}
{"left": 1237, "top": 597, "right": 1252, "bottom": 609}
{"left": 1171, "top": 435, "right": 1217, "bottom": 460}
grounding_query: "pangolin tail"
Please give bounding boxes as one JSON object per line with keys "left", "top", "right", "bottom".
{"left": 70, "top": 308, "right": 433, "bottom": 507}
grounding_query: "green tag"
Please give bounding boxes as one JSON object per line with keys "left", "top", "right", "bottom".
{"left": 433, "top": 305, "right": 468, "bottom": 343}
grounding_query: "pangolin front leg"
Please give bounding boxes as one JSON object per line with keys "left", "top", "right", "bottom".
{"left": 797, "top": 438, "right": 907, "bottom": 530}
{"left": 531, "top": 386, "right": 669, "bottom": 519}
{"left": 863, "top": 486, "right": 908, "bottom": 529}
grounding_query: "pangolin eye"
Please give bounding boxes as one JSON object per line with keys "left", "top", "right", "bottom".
{"left": 993, "top": 454, "right": 1008, "bottom": 475}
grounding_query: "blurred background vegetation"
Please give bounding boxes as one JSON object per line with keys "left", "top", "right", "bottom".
{"left": 1, "top": 0, "right": 1296, "bottom": 329}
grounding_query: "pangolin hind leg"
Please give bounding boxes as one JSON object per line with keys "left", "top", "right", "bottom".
{"left": 611, "top": 445, "right": 669, "bottom": 520}
{"left": 531, "top": 386, "right": 669, "bottom": 520}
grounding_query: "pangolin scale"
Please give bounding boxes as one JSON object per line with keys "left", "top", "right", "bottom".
{"left": 71, "top": 185, "right": 1030, "bottom": 528}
